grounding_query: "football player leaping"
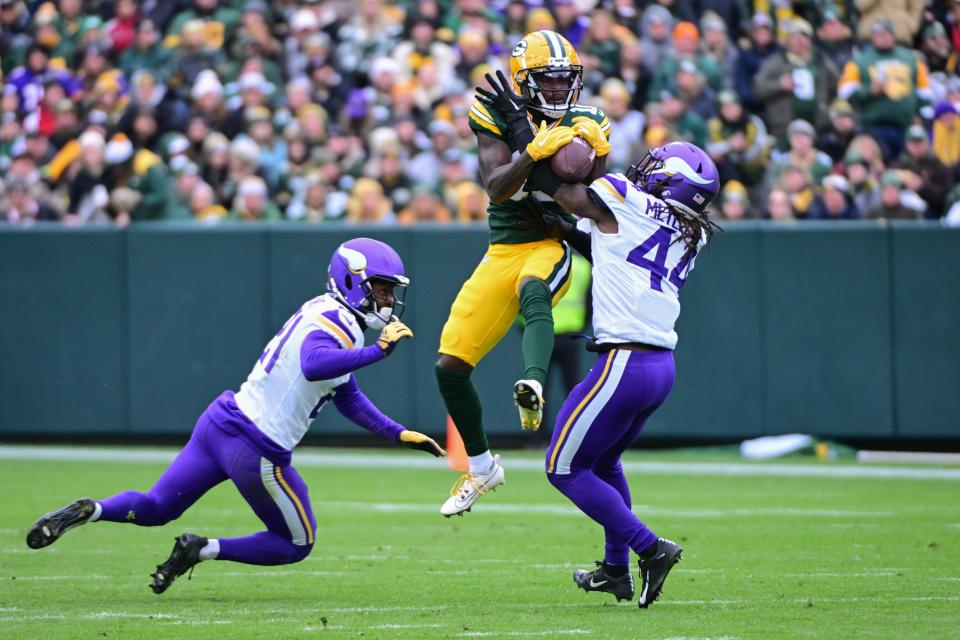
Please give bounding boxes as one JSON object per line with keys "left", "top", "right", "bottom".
{"left": 26, "top": 238, "right": 445, "bottom": 594}
{"left": 528, "top": 143, "right": 720, "bottom": 608}
{"left": 437, "top": 30, "right": 611, "bottom": 517}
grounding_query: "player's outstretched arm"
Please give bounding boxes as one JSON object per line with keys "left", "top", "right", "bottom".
{"left": 332, "top": 376, "right": 444, "bottom": 456}
{"left": 552, "top": 183, "right": 618, "bottom": 234}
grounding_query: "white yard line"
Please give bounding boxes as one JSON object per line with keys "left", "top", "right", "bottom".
{"left": 312, "top": 500, "right": 895, "bottom": 519}
{"left": 1, "top": 446, "right": 959, "bottom": 480}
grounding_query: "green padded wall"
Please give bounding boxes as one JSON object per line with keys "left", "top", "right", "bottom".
{"left": 126, "top": 225, "right": 268, "bottom": 432}
{"left": 760, "top": 223, "right": 894, "bottom": 436}
{"left": 1, "top": 223, "right": 957, "bottom": 442}
{"left": 890, "top": 225, "right": 960, "bottom": 436}
{"left": 0, "top": 228, "right": 126, "bottom": 433}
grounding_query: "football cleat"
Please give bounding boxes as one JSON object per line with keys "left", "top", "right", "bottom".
{"left": 513, "top": 379, "right": 544, "bottom": 430}
{"left": 637, "top": 537, "right": 683, "bottom": 608}
{"left": 440, "top": 454, "right": 505, "bottom": 517}
{"left": 573, "top": 561, "right": 636, "bottom": 602}
{"left": 26, "top": 498, "right": 96, "bottom": 549}
{"left": 150, "top": 533, "right": 207, "bottom": 595}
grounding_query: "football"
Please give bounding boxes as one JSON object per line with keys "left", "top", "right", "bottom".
{"left": 550, "top": 136, "right": 597, "bottom": 183}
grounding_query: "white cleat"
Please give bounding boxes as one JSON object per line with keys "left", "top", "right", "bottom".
{"left": 440, "top": 454, "right": 505, "bottom": 517}
{"left": 513, "top": 379, "right": 544, "bottom": 430}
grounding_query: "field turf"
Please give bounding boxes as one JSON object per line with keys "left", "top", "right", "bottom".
{"left": 2, "top": 446, "right": 958, "bottom": 639}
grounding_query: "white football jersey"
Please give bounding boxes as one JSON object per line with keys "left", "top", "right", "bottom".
{"left": 579, "top": 173, "right": 703, "bottom": 349}
{"left": 234, "top": 294, "right": 365, "bottom": 450}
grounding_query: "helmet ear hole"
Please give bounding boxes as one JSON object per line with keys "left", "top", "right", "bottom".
{"left": 345, "top": 274, "right": 353, "bottom": 290}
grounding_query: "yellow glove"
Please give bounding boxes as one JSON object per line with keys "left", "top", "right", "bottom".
{"left": 399, "top": 430, "right": 446, "bottom": 457}
{"left": 526, "top": 120, "right": 576, "bottom": 161}
{"left": 376, "top": 321, "right": 413, "bottom": 355}
{"left": 572, "top": 116, "right": 611, "bottom": 157}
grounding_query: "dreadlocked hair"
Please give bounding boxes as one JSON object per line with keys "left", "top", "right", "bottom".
{"left": 670, "top": 205, "right": 723, "bottom": 261}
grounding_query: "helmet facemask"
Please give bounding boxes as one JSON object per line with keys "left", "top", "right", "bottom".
{"left": 518, "top": 67, "right": 583, "bottom": 119}
{"left": 626, "top": 148, "right": 714, "bottom": 222}
{"left": 356, "top": 276, "right": 408, "bottom": 330}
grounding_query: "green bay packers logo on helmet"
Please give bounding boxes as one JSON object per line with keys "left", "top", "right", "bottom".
{"left": 509, "top": 30, "right": 583, "bottom": 119}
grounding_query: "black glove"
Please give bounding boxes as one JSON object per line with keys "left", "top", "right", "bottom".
{"left": 525, "top": 197, "right": 593, "bottom": 262}
{"left": 476, "top": 70, "right": 535, "bottom": 148}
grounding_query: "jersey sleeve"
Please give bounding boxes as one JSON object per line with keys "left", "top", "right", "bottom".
{"left": 587, "top": 173, "right": 629, "bottom": 214}
{"left": 306, "top": 307, "right": 362, "bottom": 350}
{"left": 468, "top": 100, "right": 506, "bottom": 140}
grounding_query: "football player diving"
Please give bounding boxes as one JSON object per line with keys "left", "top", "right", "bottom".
{"left": 26, "top": 238, "right": 445, "bottom": 594}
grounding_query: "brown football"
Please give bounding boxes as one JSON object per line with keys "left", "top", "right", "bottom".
{"left": 549, "top": 136, "right": 597, "bottom": 183}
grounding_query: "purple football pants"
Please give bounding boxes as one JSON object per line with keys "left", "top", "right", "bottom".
{"left": 545, "top": 348, "right": 675, "bottom": 567}
{"left": 98, "top": 403, "right": 316, "bottom": 565}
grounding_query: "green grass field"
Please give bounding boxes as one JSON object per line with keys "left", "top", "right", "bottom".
{"left": 2, "top": 446, "right": 958, "bottom": 639}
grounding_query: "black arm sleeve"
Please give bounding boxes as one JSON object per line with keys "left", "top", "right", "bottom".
{"left": 526, "top": 161, "right": 563, "bottom": 197}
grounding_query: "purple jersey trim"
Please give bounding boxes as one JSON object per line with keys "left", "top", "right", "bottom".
{"left": 603, "top": 174, "right": 629, "bottom": 200}
{"left": 299, "top": 331, "right": 385, "bottom": 381}
{"left": 332, "top": 375, "right": 405, "bottom": 441}
{"left": 266, "top": 313, "right": 303, "bottom": 373}
{"left": 208, "top": 391, "right": 292, "bottom": 467}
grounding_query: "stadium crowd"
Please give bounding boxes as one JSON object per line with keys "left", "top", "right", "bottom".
{"left": 2, "top": 0, "right": 960, "bottom": 226}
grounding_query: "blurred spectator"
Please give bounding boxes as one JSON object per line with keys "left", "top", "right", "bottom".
{"left": 717, "top": 180, "right": 753, "bottom": 220}
{"left": 754, "top": 18, "right": 839, "bottom": 149}
{"left": 776, "top": 164, "right": 816, "bottom": 218}
{"left": 734, "top": 13, "right": 780, "bottom": 113}
{"left": 819, "top": 100, "right": 862, "bottom": 164}
{"left": 600, "top": 79, "right": 645, "bottom": 172}
{"left": 452, "top": 181, "right": 488, "bottom": 222}
{"left": 844, "top": 149, "right": 882, "bottom": 214}
{"left": 891, "top": 124, "right": 952, "bottom": 217}
{"left": 700, "top": 11, "right": 738, "bottom": 87}
{"left": 809, "top": 174, "right": 861, "bottom": 219}
{"left": 229, "top": 175, "right": 281, "bottom": 221}
{"left": 769, "top": 119, "right": 834, "bottom": 189}
{"left": 397, "top": 187, "right": 451, "bottom": 225}
{"left": 839, "top": 19, "right": 932, "bottom": 160}
{"left": 815, "top": 9, "right": 855, "bottom": 71}
{"left": 649, "top": 21, "right": 723, "bottom": 101}
{"left": 2, "top": 175, "right": 59, "bottom": 224}
{"left": 867, "top": 171, "right": 922, "bottom": 219}
{"left": 639, "top": 4, "right": 673, "bottom": 76}
{"left": 854, "top": 1, "right": 923, "bottom": 45}
{"left": 0, "top": 0, "right": 950, "bottom": 227}
{"left": 765, "top": 188, "right": 796, "bottom": 221}
{"left": 707, "top": 89, "right": 771, "bottom": 186}
{"left": 347, "top": 177, "right": 393, "bottom": 223}
{"left": 931, "top": 101, "right": 960, "bottom": 170}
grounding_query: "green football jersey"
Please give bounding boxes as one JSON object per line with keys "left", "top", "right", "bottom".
{"left": 468, "top": 101, "right": 611, "bottom": 245}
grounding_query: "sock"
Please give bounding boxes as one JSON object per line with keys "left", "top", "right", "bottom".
{"left": 603, "top": 562, "right": 629, "bottom": 577}
{"left": 468, "top": 451, "right": 495, "bottom": 475}
{"left": 519, "top": 280, "right": 554, "bottom": 386}
{"left": 89, "top": 502, "right": 103, "bottom": 523}
{"left": 199, "top": 538, "right": 220, "bottom": 561}
{"left": 435, "top": 364, "right": 488, "bottom": 456}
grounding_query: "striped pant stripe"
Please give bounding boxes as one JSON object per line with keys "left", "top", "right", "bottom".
{"left": 547, "top": 350, "right": 617, "bottom": 474}
{"left": 552, "top": 350, "right": 630, "bottom": 475}
{"left": 260, "top": 458, "right": 313, "bottom": 546}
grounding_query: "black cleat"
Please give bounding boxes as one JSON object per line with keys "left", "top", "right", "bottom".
{"left": 26, "top": 498, "right": 96, "bottom": 549}
{"left": 573, "top": 561, "right": 635, "bottom": 602}
{"left": 150, "top": 533, "right": 207, "bottom": 594}
{"left": 637, "top": 537, "right": 683, "bottom": 608}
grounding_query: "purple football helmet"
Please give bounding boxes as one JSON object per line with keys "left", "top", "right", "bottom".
{"left": 328, "top": 238, "right": 409, "bottom": 330}
{"left": 626, "top": 142, "right": 720, "bottom": 220}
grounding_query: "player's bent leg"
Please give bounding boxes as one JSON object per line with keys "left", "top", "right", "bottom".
{"left": 214, "top": 443, "right": 317, "bottom": 566}
{"left": 98, "top": 414, "right": 229, "bottom": 527}
{"left": 28, "top": 414, "right": 228, "bottom": 550}
{"left": 514, "top": 278, "right": 553, "bottom": 431}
